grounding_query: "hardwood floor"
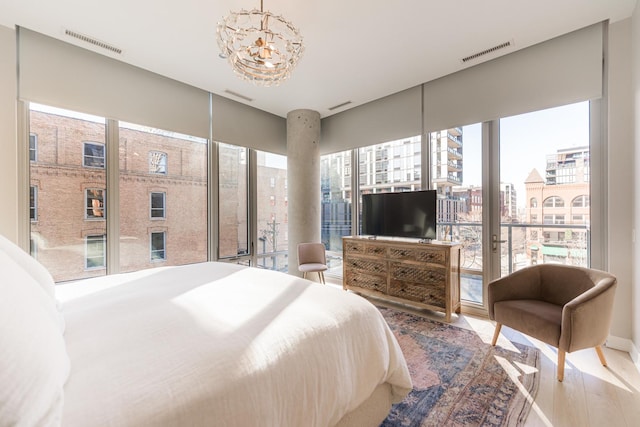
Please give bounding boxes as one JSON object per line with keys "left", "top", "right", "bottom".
{"left": 425, "top": 310, "right": 640, "bottom": 426}
{"left": 332, "top": 281, "right": 640, "bottom": 427}
{"left": 460, "top": 315, "right": 640, "bottom": 427}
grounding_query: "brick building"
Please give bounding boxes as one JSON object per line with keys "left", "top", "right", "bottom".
{"left": 30, "top": 109, "right": 207, "bottom": 282}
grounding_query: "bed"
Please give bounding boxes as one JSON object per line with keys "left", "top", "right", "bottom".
{"left": 0, "top": 234, "right": 412, "bottom": 427}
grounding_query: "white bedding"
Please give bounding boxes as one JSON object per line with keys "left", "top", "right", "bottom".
{"left": 57, "top": 262, "right": 412, "bottom": 427}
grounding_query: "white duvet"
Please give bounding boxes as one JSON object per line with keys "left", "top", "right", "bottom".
{"left": 57, "top": 262, "right": 412, "bottom": 427}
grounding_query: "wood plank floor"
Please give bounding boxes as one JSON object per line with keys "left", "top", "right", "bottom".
{"left": 352, "top": 291, "right": 640, "bottom": 427}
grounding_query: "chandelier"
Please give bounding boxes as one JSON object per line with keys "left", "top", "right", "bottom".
{"left": 216, "top": 0, "right": 304, "bottom": 87}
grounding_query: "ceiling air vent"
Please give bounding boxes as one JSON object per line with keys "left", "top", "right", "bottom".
{"left": 64, "top": 29, "right": 122, "bottom": 54}
{"left": 328, "top": 101, "right": 352, "bottom": 111}
{"left": 461, "top": 40, "right": 512, "bottom": 63}
{"left": 224, "top": 90, "right": 253, "bottom": 102}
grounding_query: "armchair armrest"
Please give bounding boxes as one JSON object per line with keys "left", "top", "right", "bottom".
{"left": 559, "top": 276, "right": 617, "bottom": 352}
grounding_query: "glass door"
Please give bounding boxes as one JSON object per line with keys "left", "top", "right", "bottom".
{"left": 496, "top": 102, "right": 591, "bottom": 280}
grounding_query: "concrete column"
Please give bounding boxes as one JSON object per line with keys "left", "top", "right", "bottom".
{"left": 287, "top": 109, "right": 321, "bottom": 276}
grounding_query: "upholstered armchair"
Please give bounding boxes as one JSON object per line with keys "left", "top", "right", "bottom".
{"left": 488, "top": 264, "right": 617, "bottom": 381}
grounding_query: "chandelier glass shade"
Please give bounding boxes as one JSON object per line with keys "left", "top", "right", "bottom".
{"left": 216, "top": 2, "right": 304, "bottom": 87}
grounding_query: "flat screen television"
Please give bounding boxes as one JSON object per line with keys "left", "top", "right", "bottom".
{"left": 361, "top": 190, "right": 437, "bottom": 240}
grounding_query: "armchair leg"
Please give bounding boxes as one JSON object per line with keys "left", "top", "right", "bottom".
{"left": 595, "top": 345, "right": 608, "bottom": 367}
{"left": 557, "top": 350, "right": 566, "bottom": 382}
{"left": 491, "top": 323, "right": 502, "bottom": 346}
{"left": 319, "top": 271, "right": 325, "bottom": 284}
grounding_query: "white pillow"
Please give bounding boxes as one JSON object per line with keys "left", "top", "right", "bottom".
{"left": 0, "top": 250, "right": 70, "bottom": 427}
{"left": 0, "top": 234, "right": 65, "bottom": 333}
{"left": 0, "top": 234, "right": 55, "bottom": 298}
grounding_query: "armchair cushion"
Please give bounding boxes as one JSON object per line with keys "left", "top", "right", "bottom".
{"left": 494, "top": 299, "right": 562, "bottom": 347}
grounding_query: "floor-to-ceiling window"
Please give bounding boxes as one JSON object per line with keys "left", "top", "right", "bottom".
{"left": 28, "top": 103, "right": 210, "bottom": 281}
{"left": 429, "top": 124, "right": 483, "bottom": 304}
{"left": 218, "top": 142, "right": 249, "bottom": 260}
{"left": 498, "top": 101, "right": 590, "bottom": 276}
{"left": 320, "top": 101, "right": 592, "bottom": 313}
{"left": 118, "top": 122, "right": 208, "bottom": 273}
{"left": 29, "top": 103, "right": 107, "bottom": 282}
{"left": 256, "top": 151, "right": 288, "bottom": 271}
{"left": 320, "top": 150, "right": 352, "bottom": 276}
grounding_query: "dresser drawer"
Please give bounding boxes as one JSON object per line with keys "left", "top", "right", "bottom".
{"left": 388, "top": 246, "right": 446, "bottom": 265}
{"left": 344, "top": 240, "right": 366, "bottom": 255}
{"left": 389, "top": 262, "right": 446, "bottom": 285}
{"left": 344, "top": 256, "right": 387, "bottom": 275}
{"left": 345, "top": 271, "right": 387, "bottom": 293}
{"left": 364, "top": 244, "right": 387, "bottom": 257}
{"left": 388, "top": 279, "right": 446, "bottom": 308}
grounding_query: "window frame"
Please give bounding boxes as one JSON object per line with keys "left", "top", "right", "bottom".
{"left": 149, "top": 151, "right": 168, "bottom": 175}
{"left": 83, "top": 141, "right": 106, "bottom": 168}
{"left": 85, "top": 188, "right": 106, "bottom": 220}
{"left": 30, "top": 185, "right": 37, "bottom": 221}
{"left": 29, "top": 133, "right": 37, "bottom": 162}
{"left": 150, "top": 231, "right": 166, "bottom": 261}
{"left": 85, "top": 234, "right": 106, "bottom": 269}
{"left": 150, "top": 191, "right": 166, "bottom": 219}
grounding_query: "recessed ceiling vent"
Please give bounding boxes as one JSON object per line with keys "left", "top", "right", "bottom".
{"left": 461, "top": 40, "right": 512, "bottom": 63}
{"left": 328, "top": 101, "right": 352, "bottom": 111}
{"left": 64, "top": 29, "right": 122, "bottom": 54}
{"left": 224, "top": 90, "right": 253, "bottom": 102}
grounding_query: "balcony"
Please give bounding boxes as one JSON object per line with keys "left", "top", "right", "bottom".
{"left": 447, "top": 147, "right": 462, "bottom": 158}
{"left": 447, "top": 133, "right": 462, "bottom": 146}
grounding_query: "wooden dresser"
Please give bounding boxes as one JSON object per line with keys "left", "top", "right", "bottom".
{"left": 342, "top": 236, "right": 461, "bottom": 322}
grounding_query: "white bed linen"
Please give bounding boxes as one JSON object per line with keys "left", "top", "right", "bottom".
{"left": 57, "top": 262, "right": 411, "bottom": 427}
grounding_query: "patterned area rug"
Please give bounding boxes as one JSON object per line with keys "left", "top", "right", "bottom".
{"left": 379, "top": 306, "right": 540, "bottom": 427}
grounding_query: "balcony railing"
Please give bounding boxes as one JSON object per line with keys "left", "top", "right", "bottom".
{"left": 439, "top": 221, "right": 589, "bottom": 274}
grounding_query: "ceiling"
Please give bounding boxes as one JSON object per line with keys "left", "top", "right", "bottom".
{"left": 0, "top": 0, "right": 636, "bottom": 119}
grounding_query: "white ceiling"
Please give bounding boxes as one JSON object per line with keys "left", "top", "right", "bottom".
{"left": 0, "top": 0, "right": 636, "bottom": 118}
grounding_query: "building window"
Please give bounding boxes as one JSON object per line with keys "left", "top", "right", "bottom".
{"left": 85, "top": 235, "right": 106, "bottom": 269}
{"left": 270, "top": 177, "right": 276, "bottom": 187}
{"left": 30, "top": 238, "right": 37, "bottom": 258}
{"left": 543, "top": 214, "right": 565, "bottom": 224}
{"left": 150, "top": 192, "right": 166, "bottom": 219}
{"left": 151, "top": 231, "right": 166, "bottom": 261}
{"left": 572, "top": 195, "right": 589, "bottom": 207}
{"left": 29, "top": 134, "right": 37, "bottom": 162}
{"left": 83, "top": 142, "right": 105, "bottom": 168}
{"left": 30, "top": 186, "right": 37, "bottom": 221}
{"left": 543, "top": 196, "right": 565, "bottom": 208}
{"left": 573, "top": 214, "right": 585, "bottom": 224}
{"left": 86, "top": 189, "right": 106, "bottom": 219}
{"left": 530, "top": 214, "right": 537, "bottom": 224}
{"left": 270, "top": 195, "right": 276, "bottom": 206}
{"left": 149, "top": 151, "right": 167, "bottom": 174}
{"left": 530, "top": 197, "right": 537, "bottom": 208}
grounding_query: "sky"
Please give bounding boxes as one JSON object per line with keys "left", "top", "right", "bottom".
{"left": 460, "top": 101, "right": 590, "bottom": 209}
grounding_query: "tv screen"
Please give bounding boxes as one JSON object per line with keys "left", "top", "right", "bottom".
{"left": 361, "top": 190, "right": 437, "bottom": 240}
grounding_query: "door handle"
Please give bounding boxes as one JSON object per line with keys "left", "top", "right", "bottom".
{"left": 492, "top": 234, "right": 506, "bottom": 252}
